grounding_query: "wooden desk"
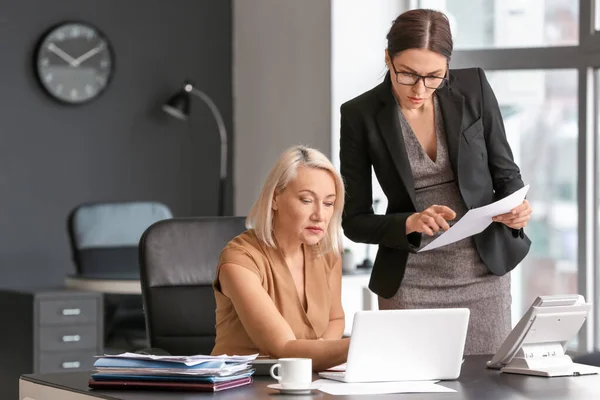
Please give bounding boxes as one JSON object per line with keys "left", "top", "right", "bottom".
{"left": 65, "top": 275, "right": 141, "bottom": 295}
{"left": 19, "top": 355, "right": 600, "bottom": 399}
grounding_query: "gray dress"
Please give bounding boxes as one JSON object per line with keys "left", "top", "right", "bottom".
{"left": 378, "top": 95, "right": 511, "bottom": 355}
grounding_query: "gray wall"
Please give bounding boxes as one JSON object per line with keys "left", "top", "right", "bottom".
{"left": 0, "top": 0, "right": 233, "bottom": 287}
{"left": 233, "top": 0, "right": 332, "bottom": 215}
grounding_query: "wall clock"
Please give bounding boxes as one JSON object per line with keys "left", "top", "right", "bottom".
{"left": 35, "top": 22, "right": 114, "bottom": 104}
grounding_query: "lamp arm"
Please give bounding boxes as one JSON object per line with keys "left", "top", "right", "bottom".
{"left": 189, "top": 88, "right": 228, "bottom": 181}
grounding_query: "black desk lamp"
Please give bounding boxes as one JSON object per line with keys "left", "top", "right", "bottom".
{"left": 163, "top": 81, "right": 228, "bottom": 216}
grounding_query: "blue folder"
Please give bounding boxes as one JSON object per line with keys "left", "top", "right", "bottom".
{"left": 94, "top": 358, "right": 231, "bottom": 369}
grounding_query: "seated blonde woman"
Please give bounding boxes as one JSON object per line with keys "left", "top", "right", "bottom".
{"left": 211, "top": 145, "right": 349, "bottom": 371}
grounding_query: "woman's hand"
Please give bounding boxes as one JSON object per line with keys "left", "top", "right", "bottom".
{"left": 492, "top": 200, "right": 532, "bottom": 229}
{"left": 406, "top": 205, "right": 456, "bottom": 236}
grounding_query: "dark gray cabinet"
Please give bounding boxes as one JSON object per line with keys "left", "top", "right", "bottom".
{"left": 0, "top": 287, "right": 103, "bottom": 399}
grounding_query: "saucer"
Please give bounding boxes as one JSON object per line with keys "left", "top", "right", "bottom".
{"left": 267, "top": 383, "right": 315, "bottom": 395}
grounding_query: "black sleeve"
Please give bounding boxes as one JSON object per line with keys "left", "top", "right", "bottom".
{"left": 478, "top": 67, "right": 526, "bottom": 239}
{"left": 339, "top": 105, "right": 421, "bottom": 251}
{"left": 478, "top": 67, "right": 525, "bottom": 199}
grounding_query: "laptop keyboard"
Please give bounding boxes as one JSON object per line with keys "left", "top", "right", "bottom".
{"left": 322, "top": 371, "right": 345, "bottom": 378}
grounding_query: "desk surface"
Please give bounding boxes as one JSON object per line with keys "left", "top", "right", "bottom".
{"left": 20, "top": 355, "right": 600, "bottom": 399}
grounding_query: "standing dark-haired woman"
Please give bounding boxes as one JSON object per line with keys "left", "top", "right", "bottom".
{"left": 339, "top": 9, "right": 533, "bottom": 355}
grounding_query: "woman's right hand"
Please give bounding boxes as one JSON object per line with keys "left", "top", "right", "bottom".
{"left": 406, "top": 205, "right": 456, "bottom": 236}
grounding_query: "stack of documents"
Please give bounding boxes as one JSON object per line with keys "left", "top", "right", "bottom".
{"left": 88, "top": 352, "right": 257, "bottom": 392}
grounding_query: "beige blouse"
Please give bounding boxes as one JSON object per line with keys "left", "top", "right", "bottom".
{"left": 211, "top": 229, "right": 340, "bottom": 356}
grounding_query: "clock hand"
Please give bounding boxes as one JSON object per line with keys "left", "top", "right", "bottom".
{"left": 47, "top": 43, "right": 77, "bottom": 66}
{"left": 72, "top": 44, "right": 105, "bottom": 66}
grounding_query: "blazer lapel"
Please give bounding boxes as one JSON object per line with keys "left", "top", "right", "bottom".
{"left": 374, "top": 73, "right": 465, "bottom": 209}
{"left": 435, "top": 84, "right": 464, "bottom": 176}
{"left": 375, "top": 75, "right": 417, "bottom": 210}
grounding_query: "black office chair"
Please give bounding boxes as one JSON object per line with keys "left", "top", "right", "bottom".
{"left": 139, "top": 216, "right": 247, "bottom": 355}
{"left": 67, "top": 201, "right": 173, "bottom": 351}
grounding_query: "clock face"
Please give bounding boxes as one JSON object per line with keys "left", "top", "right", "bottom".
{"left": 36, "top": 22, "right": 113, "bottom": 104}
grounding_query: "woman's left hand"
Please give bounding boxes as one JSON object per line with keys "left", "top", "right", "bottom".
{"left": 492, "top": 200, "right": 532, "bottom": 229}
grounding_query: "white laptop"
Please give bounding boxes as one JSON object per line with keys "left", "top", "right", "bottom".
{"left": 318, "top": 308, "right": 470, "bottom": 383}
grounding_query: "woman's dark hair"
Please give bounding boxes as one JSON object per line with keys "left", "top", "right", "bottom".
{"left": 386, "top": 9, "right": 453, "bottom": 61}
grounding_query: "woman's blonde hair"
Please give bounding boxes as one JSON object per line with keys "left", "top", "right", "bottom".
{"left": 246, "top": 145, "right": 344, "bottom": 255}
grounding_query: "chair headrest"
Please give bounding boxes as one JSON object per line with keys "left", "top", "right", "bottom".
{"left": 69, "top": 201, "right": 173, "bottom": 249}
{"left": 140, "top": 216, "right": 246, "bottom": 287}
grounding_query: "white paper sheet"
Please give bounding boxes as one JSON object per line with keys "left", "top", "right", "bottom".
{"left": 312, "top": 379, "right": 456, "bottom": 395}
{"left": 418, "top": 185, "right": 530, "bottom": 252}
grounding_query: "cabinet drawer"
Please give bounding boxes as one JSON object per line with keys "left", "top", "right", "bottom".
{"left": 38, "top": 325, "right": 98, "bottom": 352}
{"left": 38, "top": 298, "right": 98, "bottom": 325}
{"left": 39, "top": 351, "right": 96, "bottom": 373}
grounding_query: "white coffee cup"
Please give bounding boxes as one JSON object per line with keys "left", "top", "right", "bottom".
{"left": 269, "top": 358, "right": 312, "bottom": 389}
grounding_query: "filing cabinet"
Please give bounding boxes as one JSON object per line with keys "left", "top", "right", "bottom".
{"left": 0, "top": 287, "right": 103, "bottom": 399}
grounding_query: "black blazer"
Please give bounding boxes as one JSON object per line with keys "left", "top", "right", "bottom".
{"left": 339, "top": 67, "right": 531, "bottom": 299}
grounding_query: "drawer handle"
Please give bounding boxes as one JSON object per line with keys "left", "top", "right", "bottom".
{"left": 61, "top": 334, "right": 81, "bottom": 343}
{"left": 61, "top": 308, "right": 81, "bottom": 316}
{"left": 61, "top": 361, "right": 81, "bottom": 369}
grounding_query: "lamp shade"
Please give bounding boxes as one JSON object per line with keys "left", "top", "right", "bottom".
{"left": 162, "top": 90, "right": 190, "bottom": 120}
{"left": 162, "top": 81, "right": 229, "bottom": 216}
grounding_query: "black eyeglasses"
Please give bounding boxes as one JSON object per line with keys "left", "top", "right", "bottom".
{"left": 390, "top": 63, "right": 447, "bottom": 89}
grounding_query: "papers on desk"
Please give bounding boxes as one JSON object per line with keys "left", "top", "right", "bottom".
{"left": 419, "top": 185, "right": 530, "bottom": 252}
{"left": 93, "top": 363, "right": 252, "bottom": 377}
{"left": 89, "top": 353, "right": 257, "bottom": 392}
{"left": 97, "top": 352, "right": 258, "bottom": 366}
{"left": 313, "top": 379, "right": 456, "bottom": 395}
